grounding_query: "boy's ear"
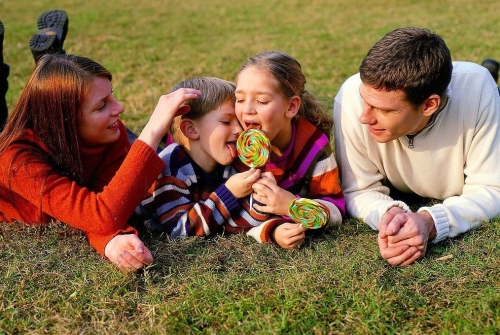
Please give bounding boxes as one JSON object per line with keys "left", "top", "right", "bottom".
{"left": 285, "top": 95, "right": 301, "bottom": 118}
{"left": 180, "top": 119, "right": 199, "bottom": 140}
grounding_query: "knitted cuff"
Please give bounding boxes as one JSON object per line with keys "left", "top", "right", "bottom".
{"left": 383, "top": 201, "right": 411, "bottom": 214}
{"left": 260, "top": 218, "right": 288, "bottom": 244}
{"left": 215, "top": 184, "right": 240, "bottom": 213}
{"left": 418, "top": 206, "right": 449, "bottom": 243}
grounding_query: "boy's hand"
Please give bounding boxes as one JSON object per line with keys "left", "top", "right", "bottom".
{"left": 139, "top": 88, "right": 201, "bottom": 149}
{"left": 252, "top": 177, "right": 296, "bottom": 216}
{"left": 272, "top": 223, "right": 307, "bottom": 249}
{"left": 225, "top": 168, "right": 261, "bottom": 198}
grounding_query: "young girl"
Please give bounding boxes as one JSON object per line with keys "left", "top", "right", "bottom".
{"left": 0, "top": 54, "right": 200, "bottom": 271}
{"left": 234, "top": 51, "right": 345, "bottom": 248}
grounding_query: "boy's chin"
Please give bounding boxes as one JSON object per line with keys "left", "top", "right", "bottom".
{"left": 216, "top": 154, "right": 235, "bottom": 166}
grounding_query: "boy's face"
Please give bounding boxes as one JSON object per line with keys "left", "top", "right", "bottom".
{"left": 192, "top": 101, "right": 242, "bottom": 173}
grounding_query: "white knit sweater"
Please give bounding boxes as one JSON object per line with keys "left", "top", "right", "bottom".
{"left": 333, "top": 61, "right": 500, "bottom": 242}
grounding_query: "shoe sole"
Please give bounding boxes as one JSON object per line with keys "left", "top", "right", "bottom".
{"left": 37, "top": 10, "right": 68, "bottom": 45}
{"left": 29, "top": 34, "right": 63, "bottom": 61}
{"left": 0, "top": 21, "right": 4, "bottom": 64}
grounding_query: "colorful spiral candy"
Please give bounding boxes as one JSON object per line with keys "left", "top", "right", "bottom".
{"left": 237, "top": 129, "right": 270, "bottom": 168}
{"left": 288, "top": 198, "right": 330, "bottom": 229}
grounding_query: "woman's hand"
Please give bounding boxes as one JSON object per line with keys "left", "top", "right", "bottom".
{"left": 139, "top": 88, "right": 201, "bottom": 149}
{"left": 104, "top": 234, "right": 153, "bottom": 272}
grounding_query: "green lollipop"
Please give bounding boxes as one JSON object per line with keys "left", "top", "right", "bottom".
{"left": 237, "top": 129, "right": 270, "bottom": 168}
{"left": 288, "top": 198, "right": 330, "bottom": 229}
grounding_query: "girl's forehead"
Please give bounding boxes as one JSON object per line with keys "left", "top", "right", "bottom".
{"left": 236, "top": 67, "right": 278, "bottom": 91}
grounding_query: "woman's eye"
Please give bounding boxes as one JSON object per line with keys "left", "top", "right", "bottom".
{"left": 257, "top": 100, "right": 268, "bottom": 105}
{"left": 97, "top": 102, "right": 107, "bottom": 111}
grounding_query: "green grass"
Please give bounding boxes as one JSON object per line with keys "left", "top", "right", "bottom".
{"left": 1, "top": 0, "right": 500, "bottom": 333}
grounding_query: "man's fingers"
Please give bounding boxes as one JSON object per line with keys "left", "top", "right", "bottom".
{"left": 379, "top": 243, "right": 410, "bottom": 259}
{"left": 385, "top": 214, "right": 407, "bottom": 236}
{"left": 398, "top": 251, "right": 423, "bottom": 267}
{"left": 384, "top": 246, "right": 419, "bottom": 267}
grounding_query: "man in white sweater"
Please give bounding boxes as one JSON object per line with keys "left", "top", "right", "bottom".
{"left": 334, "top": 27, "right": 500, "bottom": 266}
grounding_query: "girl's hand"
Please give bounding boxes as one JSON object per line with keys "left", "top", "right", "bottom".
{"left": 104, "top": 234, "right": 153, "bottom": 272}
{"left": 272, "top": 223, "right": 307, "bottom": 249}
{"left": 139, "top": 88, "right": 201, "bottom": 149}
{"left": 251, "top": 177, "right": 296, "bottom": 216}
{"left": 225, "top": 168, "right": 261, "bottom": 198}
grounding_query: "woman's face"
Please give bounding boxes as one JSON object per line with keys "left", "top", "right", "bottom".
{"left": 79, "top": 76, "right": 124, "bottom": 146}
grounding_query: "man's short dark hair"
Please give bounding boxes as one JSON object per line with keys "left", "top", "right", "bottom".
{"left": 359, "top": 27, "right": 453, "bottom": 106}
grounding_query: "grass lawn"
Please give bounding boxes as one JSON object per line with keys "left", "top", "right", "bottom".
{"left": 1, "top": 0, "right": 500, "bottom": 333}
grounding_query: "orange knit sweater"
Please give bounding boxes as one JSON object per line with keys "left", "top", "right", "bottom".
{"left": 0, "top": 121, "right": 166, "bottom": 255}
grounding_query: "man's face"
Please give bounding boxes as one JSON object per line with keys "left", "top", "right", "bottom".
{"left": 358, "top": 83, "right": 430, "bottom": 143}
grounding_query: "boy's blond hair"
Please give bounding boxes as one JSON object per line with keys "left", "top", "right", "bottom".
{"left": 169, "top": 77, "right": 236, "bottom": 144}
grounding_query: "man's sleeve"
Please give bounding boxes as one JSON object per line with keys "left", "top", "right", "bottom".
{"left": 333, "top": 74, "right": 410, "bottom": 231}
{"left": 418, "top": 76, "right": 500, "bottom": 242}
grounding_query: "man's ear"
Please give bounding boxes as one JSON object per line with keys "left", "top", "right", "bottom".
{"left": 285, "top": 95, "right": 301, "bottom": 118}
{"left": 422, "top": 94, "right": 441, "bottom": 116}
{"left": 180, "top": 119, "right": 199, "bottom": 140}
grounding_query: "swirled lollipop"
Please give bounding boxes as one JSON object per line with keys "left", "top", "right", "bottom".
{"left": 288, "top": 198, "right": 330, "bottom": 229}
{"left": 237, "top": 129, "right": 270, "bottom": 168}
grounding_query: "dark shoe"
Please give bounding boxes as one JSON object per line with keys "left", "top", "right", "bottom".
{"left": 29, "top": 34, "right": 63, "bottom": 62}
{"left": 37, "top": 10, "right": 68, "bottom": 47}
{"left": 0, "top": 63, "right": 8, "bottom": 131}
{"left": 0, "top": 20, "right": 4, "bottom": 64}
{"left": 481, "top": 58, "right": 499, "bottom": 83}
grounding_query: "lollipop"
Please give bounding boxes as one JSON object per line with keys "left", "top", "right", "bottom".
{"left": 288, "top": 198, "right": 330, "bottom": 229}
{"left": 237, "top": 129, "right": 270, "bottom": 168}
{"left": 237, "top": 129, "right": 270, "bottom": 209}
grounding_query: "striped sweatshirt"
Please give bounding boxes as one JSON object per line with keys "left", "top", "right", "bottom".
{"left": 135, "top": 143, "right": 287, "bottom": 242}
{"left": 235, "top": 117, "right": 346, "bottom": 243}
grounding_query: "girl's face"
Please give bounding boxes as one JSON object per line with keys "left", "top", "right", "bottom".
{"left": 235, "top": 66, "right": 297, "bottom": 153}
{"left": 79, "top": 76, "right": 124, "bottom": 147}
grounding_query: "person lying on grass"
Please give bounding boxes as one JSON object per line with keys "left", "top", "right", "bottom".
{"left": 135, "top": 77, "right": 291, "bottom": 241}
{"left": 0, "top": 54, "right": 200, "bottom": 271}
{"left": 233, "top": 51, "right": 345, "bottom": 248}
{"left": 334, "top": 27, "right": 500, "bottom": 266}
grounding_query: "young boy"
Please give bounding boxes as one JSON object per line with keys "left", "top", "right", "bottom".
{"left": 135, "top": 77, "right": 288, "bottom": 240}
